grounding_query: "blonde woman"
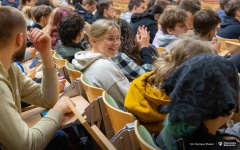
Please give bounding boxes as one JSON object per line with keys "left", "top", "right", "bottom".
{"left": 125, "top": 37, "right": 217, "bottom": 133}
{"left": 72, "top": 19, "right": 130, "bottom": 107}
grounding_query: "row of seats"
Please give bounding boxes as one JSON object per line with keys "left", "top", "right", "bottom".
{"left": 53, "top": 51, "right": 159, "bottom": 149}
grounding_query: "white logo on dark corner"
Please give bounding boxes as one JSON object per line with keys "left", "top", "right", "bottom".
{"left": 218, "top": 142, "right": 223, "bottom": 146}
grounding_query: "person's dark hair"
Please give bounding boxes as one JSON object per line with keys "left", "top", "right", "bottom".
{"left": 155, "top": 0, "right": 169, "bottom": 9}
{"left": 225, "top": 0, "right": 240, "bottom": 17}
{"left": 147, "top": 0, "right": 169, "bottom": 10}
{"left": 58, "top": 13, "right": 85, "bottom": 45}
{"left": 147, "top": 0, "right": 155, "bottom": 10}
{"left": 22, "top": 0, "right": 31, "bottom": 5}
{"left": 82, "top": 0, "right": 97, "bottom": 6}
{"left": 220, "top": 0, "right": 230, "bottom": 10}
{"left": 97, "top": 0, "right": 112, "bottom": 16}
{"left": 178, "top": 0, "right": 201, "bottom": 5}
{"left": 114, "top": 18, "right": 142, "bottom": 65}
{"left": 193, "top": 9, "right": 221, "bottom": 37}
{"left": 35, "top": 0, "right": 51, "bottom": 6}
{"left": 160, "top": 8, "right": 188, "bottom": 34}
{"left": 132, "top": 5, "right": 163, "bottom": 21}
{"left": 128, "top": 0, "right": 145, "bottom": 12}
{"left": 32, "top": 5, "right": 53, "bottom": 22}
{"left": 0, "top": 6, "right": 26, "bottom": 46}
{"left": 150, "top": 5, "right": 164, "bottom": 14}
{"left": 178, "top": 0, "right": 201, "bottom": 15}
{"left": 49, "top": 7, "right": 71, "bottom": 49}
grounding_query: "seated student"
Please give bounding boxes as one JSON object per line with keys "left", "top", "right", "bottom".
{"left": 55, "top": 13, "right": 85, "bottom": 63}
{"left": 120, "top": 0, "right": 146, "bottom": 23}
{"left": 2, "top": 0, "right": 18, "bottom": 8}
{"left": 130, "top": 5, "right": 163, "bottom": 43}
{"left": 93, "top": 0, "right": 115, "bottom": 22}
{"left": 217, "top": 0, "right": 230, "bottom": 21}
{"left": 112, "top": 18, "right": 153, "bottom": 80}
{"left": 75, "top": 0, "right": 96, "bottom": 24}
{"left": 193, "top": 9, "right": 240, "bottom": 73}
{"left": 49, "top": 7, "right": 71, "bottom": 49}
{"left": 193, "top": 9, "right": 221, "bottom": 42}
{"left": 125, "top": 37, "right": 217, "bottom": 133}
{"left": 177, "top": 0, "right": 201, "bottom": 29}
{"left": 72, "top": 19, "right": 130, "bottom": 107}
{"left": 0, "top": 6, "right": 74, "bottom": 149}
{"left": 153, "top": 53, "right": 240, "bottom": 150}
{"left": 153, "top": 8, "right": 189, "bottom": 50}
{"left": 217, "top": 0, "right": 240, "bottom": 39}
{"left": 31, "top": 5, "right": 53, "bottom": 30}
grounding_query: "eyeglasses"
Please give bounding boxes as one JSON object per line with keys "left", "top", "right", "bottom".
{"left": 105, "top": 36, "right": 123, "bottom": 43}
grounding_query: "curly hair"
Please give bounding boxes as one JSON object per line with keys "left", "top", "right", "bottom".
{"left": 114, "top": 18, "right": 142, "bottom": 65}
{"left": 58, "top": 13, "right": 85, "bottom": 45}
{"left": 148, "top": 36, "right": 218, "bottom": 89}
{"left": 49, "top": 7, "right": 71, "bottom": 49}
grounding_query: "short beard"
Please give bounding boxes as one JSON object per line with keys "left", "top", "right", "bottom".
{"left": 12, "top": 42, "right": 27, "bottom": 62}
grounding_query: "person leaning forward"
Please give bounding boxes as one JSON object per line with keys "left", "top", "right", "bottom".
{"left": 0, "top": 6, "right": 74, "bottom": 150}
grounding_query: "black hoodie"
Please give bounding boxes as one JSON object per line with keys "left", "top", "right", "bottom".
{"left": 217, "top": 16, "right": 240, "bottom": 40}
{"left": 130, "top": 11, "right": 158, "bottom": 43}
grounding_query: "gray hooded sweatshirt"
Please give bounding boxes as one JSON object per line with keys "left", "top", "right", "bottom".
{"left": 153, "top": 33, "right": 178, "bottom": 51}
{"left": 72, "top": 51, "right": 130, "bottom": 107}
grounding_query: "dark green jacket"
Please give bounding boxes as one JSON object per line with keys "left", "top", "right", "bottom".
{"left": 55, "top": 40, "right": 84, "bottom": 63}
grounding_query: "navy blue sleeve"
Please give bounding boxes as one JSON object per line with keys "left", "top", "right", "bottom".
{"left": 141, "top": 47, "right": 153, "bottom": 64}
{"left": 148, "top": 24, "right": 158, "bottom": 44}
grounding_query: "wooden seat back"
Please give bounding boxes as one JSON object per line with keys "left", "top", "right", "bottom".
{"left": 216, "top": 35, "right": 239, "bottom": 50}
{"left": 65, "top": 61, "right": 82, "bottom": 82}
{"left": 81, "top": 74, "right": 104, "bottom": 103}
{"left": 102, "top": 91, "right": 136, "bottom": 134}
{"left": 134, "top": 120, "right": 160, "bottom": 150}
{"left": 53, "top": 52, "right": 67, "bottom": 68}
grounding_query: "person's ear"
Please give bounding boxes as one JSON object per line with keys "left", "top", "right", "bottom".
{"left": 16, "top": 33, "right": 23, "bottom": 48}
{"left": 166, "top": 28, "right": 173, "bottom": 35}
{"left": 132, "top": 5, "right": 137, "bottom": 12}
{"left": 78, "top": 30, "right": 85, "bottom": 41}
{"left": 40, "top": 16, "right": 45, "bottom": 23}
{"left": 236, "top": 10, "right": 240, "bottom": 17}
{"left": 85, "top": 4, "right": 90, "bottom": 9}
{"left": 207, "top": 29, "right": 216, "bottom": 40}
{"left": 103, "top": 8, "right": 108, "bottom": 15}
{"left": 90, "top": 38, "right": 97, "bottom": 46}
{"left": 154, "top": 14, "right": 161, "bottom": 22}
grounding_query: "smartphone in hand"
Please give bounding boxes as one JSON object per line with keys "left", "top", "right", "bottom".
{"left": 29, "top": 57, "right": 38, "bottom": 69}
